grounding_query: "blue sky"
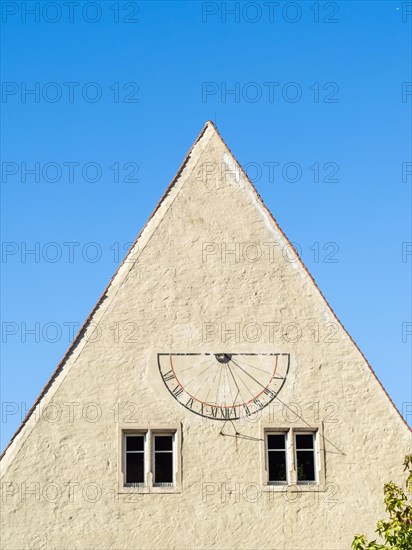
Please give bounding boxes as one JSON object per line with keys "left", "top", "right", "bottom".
{"left": 1, "top": 0, "right": 411, "bottom": 450}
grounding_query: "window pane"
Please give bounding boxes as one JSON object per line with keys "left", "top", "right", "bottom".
{"left": 154, "top": 435, "right": 173, "bottom": 451}
{"left": 267, "top": 434, "right": 286, "bottom": 450}
{"left": 296, "top": 434, "right": 314, "bottom": 449}
{"left": 268, "top": 451, "right": 287, "bottom": 482}
{"left": 154, "top": 452, "right": 173, "bottom": 484}
{"left": 126, "top": 452, "right": 144, "bottom": 483}
{"left": 296, "top": 450, "right": 315, "bottom": 481}
{"left": 126, "top": 435, "right": 144, "bottom": 452}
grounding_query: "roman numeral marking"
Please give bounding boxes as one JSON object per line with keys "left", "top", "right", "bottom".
{"left": 172, "top": 385, "right": 184, "bottom": 398}
{"left": 209, "top": 406, "right": 218, "bottom": 418}
{"left": 219, "top": 408, "right": 232, "bottom": 419}
{"left": 163, "top": 370, "right": 175, "bottom": 382}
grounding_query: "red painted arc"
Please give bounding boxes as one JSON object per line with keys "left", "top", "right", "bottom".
{"left": 168, "top": 354, "right": 279, "bottom": 409}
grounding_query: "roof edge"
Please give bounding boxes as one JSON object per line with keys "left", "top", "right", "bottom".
{"left": 210, "top": 122, "right": 410, "bottom": 433}
{"left": 2, "top": 120, "right": 409, "bottom": 463}
{"left": 0, "top": 122, "right": 212, "bottom": 461}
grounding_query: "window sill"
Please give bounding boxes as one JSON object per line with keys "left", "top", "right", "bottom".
{"left": 118, "top": 485, "right": 181, "bottom": 494}
{"left": 263, "top": 482, "right": 324, "bottom": 493}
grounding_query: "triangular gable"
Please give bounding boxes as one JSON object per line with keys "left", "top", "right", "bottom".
{"left": 1, "top": 121, "right": 408, "bottom": 475}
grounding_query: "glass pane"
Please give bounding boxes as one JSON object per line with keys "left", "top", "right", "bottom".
{"left": 126, "top": 452, "right": 144, "bottom": 483}
{"left": 126, "top": 435, "right": 144, "bottom": 452}
{"left": 154, "top": 452, "right": 173, "bottom": 484}
{"left": 154, "top": 435, "right": 173, "bottom": 451}
{"left": 268, "top": 451, "right": 287, "bottom": 482}
{"left": 296, "top": 434, "right": 314, "bottom": 449}
{"left": 296, "top": 450, "right": 315, "bottom": 481}
{"left": 267, "top": 434, "right": 286, "bottom": 450}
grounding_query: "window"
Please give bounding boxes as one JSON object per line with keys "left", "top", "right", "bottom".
{"left": 264, "top": 429, "right": 319, "bottom": 487}
{"left": 295, "top": 433, "right": 316, "bottom": 483}
{"left": 125, "top": 434, "right": 145, "bottom": 485}
{"left": 267, "top": 433, "right": 287, "bottom": 484}
{"left": 120, "top": 428, "right": 179, "bottom": 492}
{"left": 153, "top": 434, "right": 174, "bottom": 486}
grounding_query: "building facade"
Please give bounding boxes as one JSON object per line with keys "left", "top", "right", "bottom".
{"left": 1, "top": 122, "right": 410, "bottom": 549}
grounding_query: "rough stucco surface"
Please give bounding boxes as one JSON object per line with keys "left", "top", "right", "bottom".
{"left": 1, "top": 123, "right": 410, "bottom": 550}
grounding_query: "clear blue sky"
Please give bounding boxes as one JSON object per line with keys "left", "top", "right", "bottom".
{"left": 1, "top": 1, "right": 411, "bottom": 450}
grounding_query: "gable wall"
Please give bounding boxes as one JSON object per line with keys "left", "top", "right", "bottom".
{"left": 1, "top": 126, "right": 409, "bottom": 550}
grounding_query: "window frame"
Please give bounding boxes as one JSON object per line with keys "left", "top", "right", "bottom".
{"left": 152, "top": 432, "right": 176, "bottom": 488}
{"left": 124, "top": 432, "right": 146, "bottom": 487}
{"left": 266, "top": 431, "right": 289, "bottom": 485}
{"left": 294, "top": 431, "right": 317, "bottom": 484}
{"left": 261, "top": 425, "right": 325, "bottom": 492}
{"left": 118, "top": 425, "right": 181, "bottom": 494}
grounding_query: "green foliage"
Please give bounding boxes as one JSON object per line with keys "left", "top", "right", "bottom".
{"left": 352, "top": 455, "right": 412, "bottom": 550}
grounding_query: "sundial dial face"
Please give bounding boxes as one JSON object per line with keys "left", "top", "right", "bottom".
{"left": 158, "top": 353, "right": 290, "bottom": 420}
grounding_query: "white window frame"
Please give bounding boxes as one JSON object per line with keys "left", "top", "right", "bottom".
{"left": 261, "top": 425, "right": 325, "bottom": 492}
{"left": 152, "top": 432, "right": 175, "bottom": 488}
{"left": 118, "top": 425, "right": 181, "bottom": 494}
{"left": 294, "top": 431, "right": 317, "bottom": 485}
{"left": 124, "top": 432, "right": 146, "bottom": 487}
{"left": 266, "top": 431, "right": 289, "bottom": 485}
